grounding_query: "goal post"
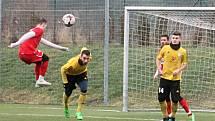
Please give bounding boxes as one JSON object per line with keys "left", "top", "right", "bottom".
{"left": 123, "top": 7, "right": 215, "bottom": 112}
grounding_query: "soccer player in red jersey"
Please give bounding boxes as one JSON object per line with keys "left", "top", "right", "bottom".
{"left": 8, "top": 17, "right": 69, "bottom": 87}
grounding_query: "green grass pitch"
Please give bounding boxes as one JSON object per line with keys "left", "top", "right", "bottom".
{"left": 0, "top": 104, "right": 215, "bottom": 121}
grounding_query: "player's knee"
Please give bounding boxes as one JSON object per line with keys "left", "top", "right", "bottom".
{"left": 64, "top": 85, "right": 74, "bottom": 97}
{"left": 65, "top": 90, "right": 73, "bottom": 97}
{"left": 166, "top": 97, "right": 171, "bottom": 102}
{"left": 42, "top": 54, "right": 49, "bottom": 62}
{"left": 172, "top": 96, "right": 180, "bottom": 103}
{"left": 172, "top": 99, "right": 178, "bottom": 103}
{"left": 178, "top": 96, "right": 183, "bottom": 102}
{"left": 79, "top": 82, "right": 88, "bottom": 93}
{"left": 158, "top": 95, "right": 166, "bottom": 102}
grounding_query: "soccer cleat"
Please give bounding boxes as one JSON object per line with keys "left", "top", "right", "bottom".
{"left": 35, "top": 83, "right": 40, "bottom": 88}
{"left": 76, "top": 112, "right": 83, "bottom": 120}
{"left": 187, "top": 113, "right": 195, "bottom": 121}
{"left": 64, "top": 108, "right": 71, "bottom": 118}
{"left": 36, "top": 79, "right": 51, "bottom": 86}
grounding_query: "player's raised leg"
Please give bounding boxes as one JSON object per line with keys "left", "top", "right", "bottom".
{"left": 34, "top": 63, "right": 41, "bottom": 81}
{"left": 34, "top": 63, "right": 41, "bottom": 87}
{"left": 35, "top": 53, "right": 51, "bottom": 87}
{"left": 8, "top": 17, "right": 69, "bottom": 88}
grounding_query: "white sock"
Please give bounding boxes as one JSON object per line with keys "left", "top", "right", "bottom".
{"left": 38, "top": 75, "right": 44, "bottom": 81}
{"left": 188, "top": 110, "right": 192, "bottom": 115}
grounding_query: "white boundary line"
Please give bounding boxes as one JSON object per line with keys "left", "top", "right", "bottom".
{"left": 11, "top": 106, "right": 215, "bottom": 113}
{"left": 0, "top": 113, "right": 159, "bottom": 121}
{"left": 14, "top": 106, "right": 122, "bottom": 112}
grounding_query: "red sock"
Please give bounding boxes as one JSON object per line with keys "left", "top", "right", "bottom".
{"left": 166, "top": 101, "right": 172, "bottom": 115}
{"left": 180, "top": 98, "right": 192, "bottom": 116}
{"left": 35, "top": 63, "right": 41, "bottom": 80}
{"left": 40, "top": 61, "right": 49, "bottom": 77}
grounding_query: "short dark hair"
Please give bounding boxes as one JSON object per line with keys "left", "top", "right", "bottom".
{"left": 172, "top": 31, "right": 181, "bottom": 36}
{"left": 160, "top": 34, "right": 169, "bottom": 40}
{"left": 81, "top": 50, "right": 91, "bottom": 56}
{"left": 37, "top": 17, "right": 47, "bottom": 24}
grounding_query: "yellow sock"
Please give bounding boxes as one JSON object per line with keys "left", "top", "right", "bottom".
{"left": 63, "top": 93, "right": 70, "bottom": 109}
{"left": 172, "top": 102, "right": 178, "bottom": 117}
{"left": 76, "top": 93, "right": 87, "bottom": 112}
{"left": 160, "top": 101, "right": 168, "bottom": 118}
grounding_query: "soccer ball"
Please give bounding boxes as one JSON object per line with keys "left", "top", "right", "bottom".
{"left": 62, "top": 14, "right": 76, "bottom": 27}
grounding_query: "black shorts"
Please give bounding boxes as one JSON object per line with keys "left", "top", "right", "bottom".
{"left": 158, "top": 78, "right": 181, "bottom": 103}
{"left": 64, "top": 72, "right": 88, "bottom": 97}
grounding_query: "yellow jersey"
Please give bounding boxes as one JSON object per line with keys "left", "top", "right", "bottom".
{"left": 157, "top": 45, "right": 188, "bottom": 81}
{"left": 61, "top": 55, "right": 88, "bottom": 83}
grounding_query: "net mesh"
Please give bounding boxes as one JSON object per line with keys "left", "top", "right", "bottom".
{"left": 126, "top": 9, "right": 215, "bottom": 111}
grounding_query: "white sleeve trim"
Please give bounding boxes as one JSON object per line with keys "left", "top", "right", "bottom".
{"left": 14, "top": 31, "right": 36, "bottom": 46}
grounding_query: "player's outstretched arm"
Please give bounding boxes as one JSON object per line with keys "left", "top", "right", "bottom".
{"left": 8, "top": 31, "right": 35, "bottom": 48}
{"left": 40, "top": 38, "right": 69, "bottom": 51}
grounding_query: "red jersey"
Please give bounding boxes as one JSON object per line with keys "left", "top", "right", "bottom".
{"left": 19, "top": 27, "right": 44, "bottom": 54}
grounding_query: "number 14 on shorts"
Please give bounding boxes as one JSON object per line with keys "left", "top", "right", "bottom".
{"left": 159, "top": 87, "right": 164, "bottom": 93}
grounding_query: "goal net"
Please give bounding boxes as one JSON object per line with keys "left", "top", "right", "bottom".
{"left": 123, "top": 7, "right": 215, "bottom": 112}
